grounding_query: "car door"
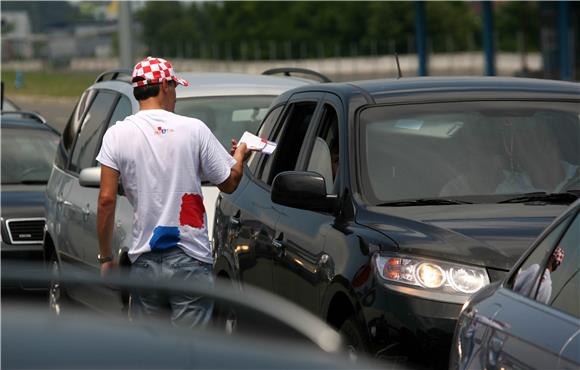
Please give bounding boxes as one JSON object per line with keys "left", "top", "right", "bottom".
{"left": 216, "top": 105, "right": 285, "bottom": 293}
{"left": 268, "top": 93, "right": 341, "bottom": 313}
{"left": 61, "top": 90, "right": 121, "bottom": 306}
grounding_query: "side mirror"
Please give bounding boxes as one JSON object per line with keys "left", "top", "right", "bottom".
{"left": 79, "top": 166, "right": 125, "bottom": 196}
{"left": 271, "top": 171, "right": 338, "bottom": 213}
{"left": 79, "top": 167, "right": 101, "bottom": 188}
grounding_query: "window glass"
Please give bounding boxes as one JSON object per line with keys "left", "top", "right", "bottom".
{"left": 247, "top": 105, "right": 283, "bottom": 176}
{"left": 107, "top": 95, "right": 132, "bottom": 129}
{"left": 69, "top": 91, "right": 117, "bottom": 173}
{"left": 358, "top": 101, "right": 580, "bottom": 204}
{"left": 174, "top": 95, "right": 275, "bottom": 150}
{"left": 62, "top": 89, "right": 96, "bottom": 152}
{"left": 543, "top": 211, "right": 579, "bottom": 318}
{"left": 508, "top": 214, "right": 572, "bottom": 296}
{"left": 261, "top": 102, "right": 317, "bottom": 185}
{"left": 307, "top": 104, "right": 339, "bottom": 192}
{"left": 1, "top": 128, "right": 58, "bottom": 184}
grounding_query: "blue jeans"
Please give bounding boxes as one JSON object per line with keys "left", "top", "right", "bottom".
{"left": 130, "top": 247, "right": 214, "bottom": 328}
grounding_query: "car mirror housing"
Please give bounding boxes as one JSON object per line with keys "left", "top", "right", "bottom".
{"left": 271, "top": 171, "right": 338, "bottom": 213}
{"left": 79, "top": 167, "right": 101, "bottom": 188}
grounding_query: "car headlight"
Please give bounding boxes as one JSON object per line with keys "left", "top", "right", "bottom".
{"left": 373, "top": 252, "right": 490, "bottom": 304}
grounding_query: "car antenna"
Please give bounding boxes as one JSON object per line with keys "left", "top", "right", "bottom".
{"left": 395, "top": 53, "right": 403, "bottom": 79}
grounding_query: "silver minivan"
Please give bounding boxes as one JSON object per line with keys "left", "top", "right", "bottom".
{"left": 44, "top": 68, "right": 326, "bottom": 313}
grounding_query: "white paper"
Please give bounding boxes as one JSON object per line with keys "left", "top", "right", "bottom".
{"left": 238, "top": 131, "right": 277, "bottom": 155}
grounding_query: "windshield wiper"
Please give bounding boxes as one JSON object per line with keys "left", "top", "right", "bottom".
{"left": 498, "top": 192, "right": 579, "bottom": 204}
{"left": 19, "top": 180, "right": 48, "bottom": 185}
{"left": 378, "top": 198, "right": 473, "bottom": 207}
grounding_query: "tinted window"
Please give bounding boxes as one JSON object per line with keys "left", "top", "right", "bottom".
{"left": 62, "top": 89, "right": 96, "bottom": 153}
{"left": 543, "top": 211, "right": 579, "bottom": 317}
{"left": 306, "top": 104, "right": 339, "bottom": 191}
{"left": 509, "top": 214, "right": 573, "bottom": 297}
{"left": 69, "top": 91, "right": 117, "bottom": 173}
{"left": 107, "top": 95, "right": 132, "bottom": 129}
{"left": 1, "top": 127, "right": 58, "bottom": 184}
{"left": 261, "top": 102, "right": 317, "bottom": 185}
{"left": 247, "top": 105, "right": 283, "bottom": 176}
{"left": 359, "top": 101, "right": 580, "bottom": 204}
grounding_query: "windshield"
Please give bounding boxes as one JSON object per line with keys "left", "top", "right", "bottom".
{"left": 1, "top": 127, "right": 58, "bottom": 184}
{"left": 359, "top": 101, "right": 580, "bottom": 205}
{"left": 174, "top": 96, "right": 274, "bottom": 150}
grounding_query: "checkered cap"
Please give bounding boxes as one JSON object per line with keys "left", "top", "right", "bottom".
{"left": 552, "top": 246, "right": 565, "bottom": 265}
{"left": 131, "top": 57, "right": 189, "bottom": 88}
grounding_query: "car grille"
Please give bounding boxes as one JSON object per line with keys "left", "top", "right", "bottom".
{"left": 6, "top": 218, "right": 45, "bottom": 244}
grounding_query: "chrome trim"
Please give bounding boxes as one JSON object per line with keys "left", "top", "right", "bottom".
{"left": 5, "top": 218, "right": 46, "bottom": 245}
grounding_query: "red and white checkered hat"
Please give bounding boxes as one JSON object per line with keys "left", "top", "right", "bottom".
{"left": 131, "top": 57, "right": 189, "bottom": 88}
{"left": 552, "top": 246, "right": 565, "bottom": 265}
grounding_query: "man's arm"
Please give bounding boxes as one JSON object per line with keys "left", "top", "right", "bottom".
{"left": 218, "top": 141, "right": 249, "bottom": 194}
{"left": 97, "top": 165, "right": 120, "bottom": 276}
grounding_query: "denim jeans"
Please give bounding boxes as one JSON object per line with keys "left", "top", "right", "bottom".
{"left": 130, "top": 247, "right": 214, "bottom": 328}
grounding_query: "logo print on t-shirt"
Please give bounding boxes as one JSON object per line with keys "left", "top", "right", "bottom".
{"left": 155, "top": 126, "right": 174, "bottom": 135}
{"left": 179, "top": 193, "right": 205, "bottom": 229}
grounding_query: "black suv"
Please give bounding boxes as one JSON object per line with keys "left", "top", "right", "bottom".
{"left": 212, "top": 77, "right": 580, "bottom": 366}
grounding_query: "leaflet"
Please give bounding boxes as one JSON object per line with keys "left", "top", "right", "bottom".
{"left": 238, "top": 131, "right": 277, "bottom": 155}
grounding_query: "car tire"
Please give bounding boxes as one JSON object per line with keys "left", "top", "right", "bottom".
{"left": 48, "top": 252, "right": 68, "bottom": 315}
{"left": 339, "top": 316, "right": 370, "bottom": 362}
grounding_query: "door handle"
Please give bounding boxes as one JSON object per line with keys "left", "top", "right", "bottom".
{"left": 230, "top": 210, "right": 241, "bottom": 226}
{"left": 82, "top": 204, "right": 90, "bottom": 221}
{"left": 272, "top": 233, "right": 284, "bottom": 249}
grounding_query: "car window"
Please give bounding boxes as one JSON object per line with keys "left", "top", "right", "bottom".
{"left": 174, "top": 95, "right": 274, "bottom": 151}
{"left": 247, "top": 105, "right": 283, "bottom": 176}
{"left": 1, "top": 127, "right": 58, "bottom": 184}
{"left": 539, "top": 211, "right": 579, "bottom": 318}
{"left": 358, "top": 101, "right": 580, "bottom": 204}
{"left": 62, "top": 89, "right": 96, "bottom": 154}
{"left": 107, "top": 95, "right": 132, "bottom": 129}
{"left": 261, "top": 101, "right": 317, "bottom": 185}
{"left": 306, "top": 104, "right": 339, "bottom": 192}
{"left": 69, "top": 91, "right": 117, "bottom": 173}
{"left": 508, "top": 213, "right": 573, "bottom": 297}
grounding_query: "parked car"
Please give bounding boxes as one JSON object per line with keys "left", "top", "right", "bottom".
{"left": 212, "top": 77, "right": 580, "bottom": 367}
{"left": 1, "top": 111, "right": 59, "bottom": 289}
{"left": 450, "top": 199, "right": 579, "bottom": 370}
{"left": 44, "top": 67, "right": 329, "bottom": 314}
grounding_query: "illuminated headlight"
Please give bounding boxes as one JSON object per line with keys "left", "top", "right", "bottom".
{"left": 374, "top": 252, "right": 490, "bottom": 304}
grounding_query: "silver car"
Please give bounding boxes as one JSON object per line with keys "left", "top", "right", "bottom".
{"left": 44, "top": 68, "right": 326, "bottom": 312}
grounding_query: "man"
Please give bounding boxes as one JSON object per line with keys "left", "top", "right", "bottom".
{"left": 513, "top": 246, "right": 565, "bottom": 304}
{"left": 96, "top": 57, "right": 248, "bottom": 327}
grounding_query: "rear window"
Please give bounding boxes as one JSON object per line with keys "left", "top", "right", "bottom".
{"left": 174, "top": 96, "right": 274, "bottom": 149}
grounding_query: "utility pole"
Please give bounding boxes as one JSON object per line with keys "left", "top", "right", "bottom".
{"left": 119, "top": 1, "right": 134, "bottom": 69}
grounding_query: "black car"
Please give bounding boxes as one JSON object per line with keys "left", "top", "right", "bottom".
{"left": 450, "top": 199, "right": 579, "bottom": 370}
{"left": 212, "top": 77, "right": 580, "bottom": 367}
{"left": 1, "top": 111, "right": 59, "bottom": 289}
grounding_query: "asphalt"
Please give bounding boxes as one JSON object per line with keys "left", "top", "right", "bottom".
{"left": 9, "top": 95, "right": 76, "bottom": 133}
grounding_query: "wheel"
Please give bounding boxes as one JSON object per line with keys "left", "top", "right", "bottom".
{"left": 48, "top": 252, "right": 67, "bottom": 315}
{"left": 213, "top": 276, "right": 239, "bottom": 335}
{"left": 339, "top": 316, "right": 370, "bottom": 362}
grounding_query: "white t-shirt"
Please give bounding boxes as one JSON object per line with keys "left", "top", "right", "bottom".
{"left": 96, "top": 109, "right": 236, "bottom": 263}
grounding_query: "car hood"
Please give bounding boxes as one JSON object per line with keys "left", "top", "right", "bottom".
{"left": 1, "top": 185, "right": 46, "bottom": 218}
{"left": 359, "top": 203, "right": 568, "bottom": 271}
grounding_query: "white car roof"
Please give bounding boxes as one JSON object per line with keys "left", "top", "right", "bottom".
{"left": 175, "top": 73, "right": 311, "bottom": 98}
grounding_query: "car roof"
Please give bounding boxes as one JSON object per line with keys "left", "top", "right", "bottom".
{"left": 176, "top": 72, "right": 313, "bottom": 98}
{"left": 0, "top": 112, "right": 60, "bottom": 135}
{"left": 92, "top": 71, "right": 314, "bottom": 99}
{"left": 282, "top": 76, "right": 580, "bottom": 103}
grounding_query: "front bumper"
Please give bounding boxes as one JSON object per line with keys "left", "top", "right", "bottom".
{"left": 1, "top": 241, "right": 46, "bottom": 290}
{"left": 363, "top": 282, "right": 462, "bottom": 366}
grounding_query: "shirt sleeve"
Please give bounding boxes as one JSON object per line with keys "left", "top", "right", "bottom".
{"left": 198, "top": 124, "right": 237, "bottom": 185}
{"left": 96, "top": 126, "right": 119, "bottom": 171}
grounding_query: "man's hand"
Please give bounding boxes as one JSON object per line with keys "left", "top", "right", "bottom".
{"left": 230, "top": 139, "right": 251, "bottom": 161}
{"left": 100, "top": 260, "right": 118, "bottom": 279}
